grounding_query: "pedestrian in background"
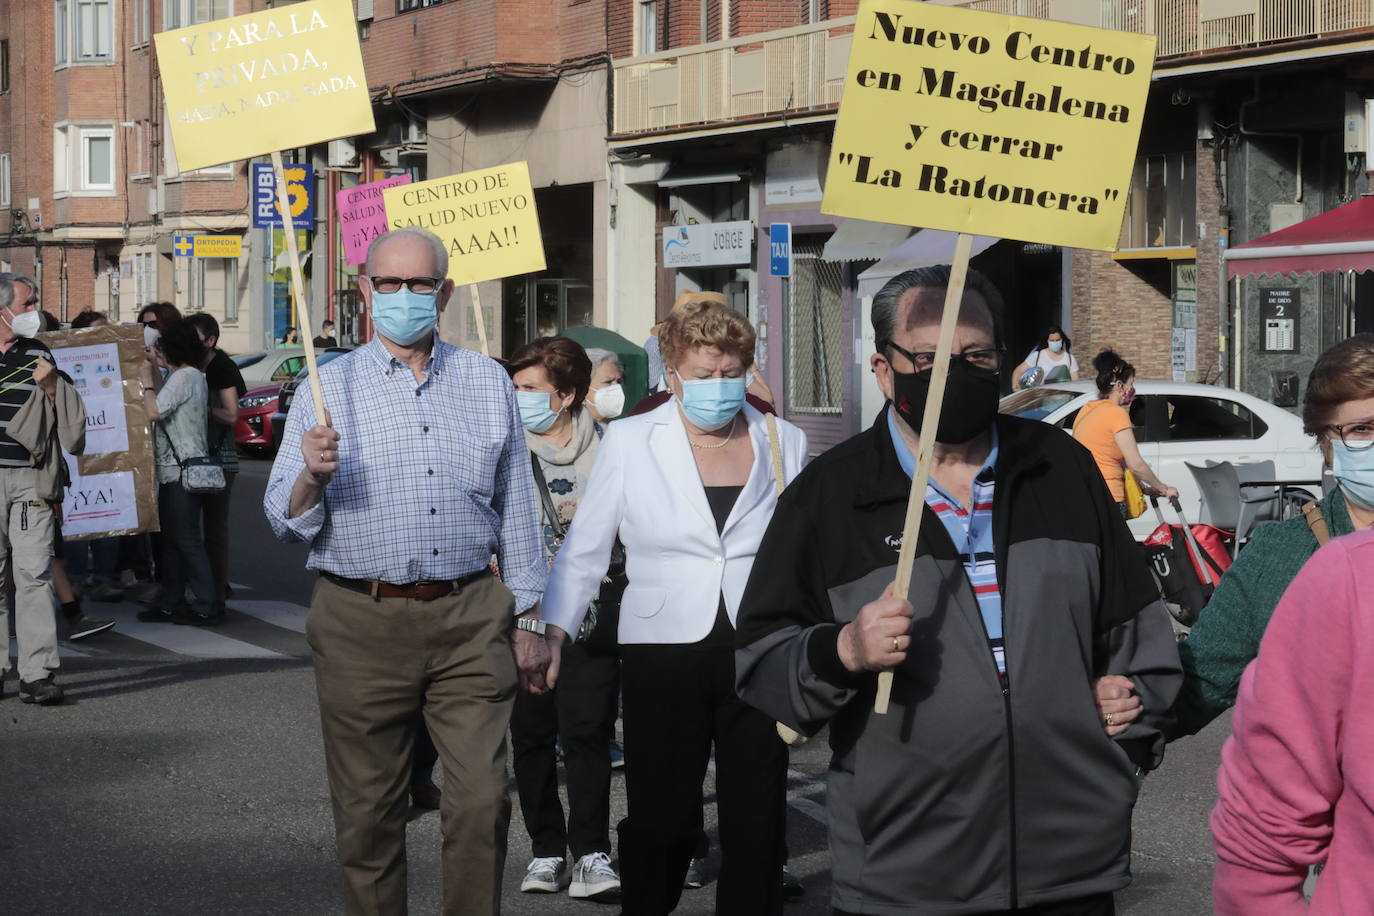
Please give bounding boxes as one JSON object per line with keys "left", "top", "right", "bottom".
{"left": 137, "top": 302, "right": 181, "bottom": 333}
{"left": 582, "top": 348, "right": 625, "bottom": 427}
{"left": 543, "top": 299, "right": 808, "bottom": 915}
{"left": 1010, "top": 324, "right": 1079, "bottom": 389}
{"left": 734, "top": 265, "right": 1181, "bottom": 916}
{"left": 1072, "top": 349, "right": 1177, "bottom": 516}
{"left": 186, "top": 313, "right": 246, "bottom": 604}
{"left": 279, "top": 327, "right": 299, "bottom": 347}
{"left": 1211, "top": 529, "right": 1374, "bottom": 912}
{"left": 1170, "top": 334, "right": 1374, "bottom": 738}
{"left": 312, "top": 320, "right": 338, "bottom": 349}
{"left": 137, "top": 321, "right": 221, "bottom": 626}
{"left": 70, "top": 310, "right": 108, "bottom": 329}
{"left": 507, "top": 336, "right": 624, "bottom": 901}
{"left": 265, "top": 227, "right": 549, "bottom": 916}
{"left": 0, "top": 274, "right": 76, "bottom": 704}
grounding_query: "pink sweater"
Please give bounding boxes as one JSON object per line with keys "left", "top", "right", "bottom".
{"left": 1211, "top": 529, "right": 1374, "bottom": 914}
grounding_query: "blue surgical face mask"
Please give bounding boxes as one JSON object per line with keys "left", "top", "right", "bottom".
{"left": 370, "top": 289, "right": 437, "bottom": 346}
{"left": 1047, "top": 339, "right": 1064, "bottom": 353}
{"left": 517, "top": 389, "right": 563, "bottom": 434}
{"left": 676, "top": 374, "right": 746, "bottom": 431}
{"left": 1332, "top": 440, "right": 1374, "bottom": 510}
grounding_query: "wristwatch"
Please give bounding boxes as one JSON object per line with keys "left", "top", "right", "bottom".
{"left": 514, "top": 616, "right": 547, "bottom": 636}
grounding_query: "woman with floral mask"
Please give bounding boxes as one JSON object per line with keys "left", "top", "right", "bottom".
{"left": 505, "top": 336, "right": 624, "bottom": 902}
{"left": 1072, "top": 349, "right": 1177, "bottom": 517}
{"left": 540, "top": 299, "right": 808, "bottom": 915}
{"left": 1171, "top": 333, "right": 1374, "bottom": 740}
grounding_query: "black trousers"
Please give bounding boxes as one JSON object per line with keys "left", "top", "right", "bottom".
{"left": 510, "top": 641, "right": 621, "bottom": 859}
{"left": 835, "top": 892, "right": 1115, "bottom": 916}
{"left": 619, "top": 643, "right": 786, "bottom": 916}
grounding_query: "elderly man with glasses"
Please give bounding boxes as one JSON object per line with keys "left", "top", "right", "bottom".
{"left": 265, "top": 226, "right": 549, "bottom": 916}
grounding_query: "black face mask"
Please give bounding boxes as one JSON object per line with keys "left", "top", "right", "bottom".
{"left": 891, "top": 359, "right": 1000, "bottom": 444}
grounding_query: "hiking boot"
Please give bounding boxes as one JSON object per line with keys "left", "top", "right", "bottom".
{"left": 67, "top": 614, "right": 116, "bottom": 640}
{"left": 569, "top": 852, "right": 620, "bottom": 900}
{"left": 19, "top": 676, "right": 64, "bottom": 705}
{"left": 520, "top": 856, "right": 567, "bottom": 893}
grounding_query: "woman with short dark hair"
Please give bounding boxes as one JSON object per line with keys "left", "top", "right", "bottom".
{"left": 137, "top": 320, "right": 221, "bottom": 626}
{"left": 505, "top": 336, "right": 624, "bottom": 901}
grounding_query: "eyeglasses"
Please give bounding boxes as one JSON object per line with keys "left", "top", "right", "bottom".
{"left": 1328, "top": 418, "right": 1374, "bottom": 451}
{"left": 884, "top": 340, "right": 1005, "bottom": 373}
{"left": 368, "top": 276, "right": 443, "bottom": 295}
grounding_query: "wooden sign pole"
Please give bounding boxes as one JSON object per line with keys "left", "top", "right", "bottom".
{"left": 469, "top": 283, "right": 491, "bottom": 357}
{"left": 271, "top": 150, "right": 328, "bottom": 419}
{"left": 875, "top": 231, "right": 974, "bottom": 715}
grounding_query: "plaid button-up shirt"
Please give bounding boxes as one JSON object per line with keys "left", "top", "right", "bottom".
{"left": 264, "top": 337, "right": 545, "bottom": 613}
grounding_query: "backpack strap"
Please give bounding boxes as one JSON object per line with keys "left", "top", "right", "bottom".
{"left": 1302, "top": 501, "right": 1331, "bottom": 547}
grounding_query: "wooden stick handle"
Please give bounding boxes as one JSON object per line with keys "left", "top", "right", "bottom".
{"left": 271, "top": 151, "right": 327, "bottom": 421}
{"left": 874, "top": 232, "right": 974, "bottom": 715}
{"left": 470, "top": 283, "right": 490, "bottom": 357}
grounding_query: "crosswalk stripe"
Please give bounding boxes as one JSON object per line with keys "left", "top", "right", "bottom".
{"left": 788, "top": 796, "right": 828, "bottom": 825}
{"left": 230, "top": 600, "right": 308, "bottom": 635}
{"left": 94, "top": 606, "right": 287, "bottom": 659}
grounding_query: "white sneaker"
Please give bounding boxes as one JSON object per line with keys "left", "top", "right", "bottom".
{"left": 569, "top": 851, "right": 621, "bottom": 899}
{"left": 520, "top": 856, "right": 568, "bottom": 893}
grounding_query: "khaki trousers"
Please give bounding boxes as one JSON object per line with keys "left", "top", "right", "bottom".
{"left": 307, "top": 573, "right": 517, "bottom": 916}
{"left": 0, "top": 467, "right": 56, "bottom": 684}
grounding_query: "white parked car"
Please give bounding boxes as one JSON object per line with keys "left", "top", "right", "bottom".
{"left": 999, "top": 381, "right": 1325, "bottom": 539}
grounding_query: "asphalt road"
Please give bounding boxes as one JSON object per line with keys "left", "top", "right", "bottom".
{"left": 1, "top": 456, "right": 1226, "bottom": 915}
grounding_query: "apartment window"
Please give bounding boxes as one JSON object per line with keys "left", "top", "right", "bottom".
{"left": 56, "top": 0, "right": 114, "bottom": 65}
{"left": 1122, "top": 151, "right": 1197, "bottom": 249}
{"left": 398, "top": 0, "right": 447, "bottom": 10}
{"left": 0, "top": 154, "right": 10, "bottom": 209}
{"left": 165, "top": 0, "right": 231, "bottom": 27}
{"left": 638, "top": 0, "right": 657, "bottom": 53}
{"left": 54, "top": 123, "right": 117, "bottom": 194}
{"left": 1, "top": 40, "right": 10, "bottom": 92}
{"left": 134, "top": 252, "right": 155, "bottom": 307}
{"left": 132, "top": 0, "right": 150, "bottom": 47}
{"left": 126, "top": 121, "right": 150, "bottom": 179}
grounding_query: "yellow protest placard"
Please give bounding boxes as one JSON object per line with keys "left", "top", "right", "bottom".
{"left": 383, "top": 162, "right": 547, "bottom": 286}
{"left": 155, "top": 0, "right": 375, "bottom": 172}
{"left": 822, "top": 0, "right": 1155, "bottom": 251}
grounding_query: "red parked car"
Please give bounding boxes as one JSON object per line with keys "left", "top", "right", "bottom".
{"left": 233, "top": 348, "right": 349, "bottom": 455}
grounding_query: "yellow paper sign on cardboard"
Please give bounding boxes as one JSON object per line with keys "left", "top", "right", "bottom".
{"left": 822, "top": 0, "right": 1155, "bottom": 251}
{"left": 154, "top": 0, "right": 375, "bottom": 172}
{"left": 383, "top": 163, "right": 547, "bottom": 286}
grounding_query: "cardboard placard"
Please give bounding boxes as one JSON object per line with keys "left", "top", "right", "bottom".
{"left": 822, "top": 0, "right": 1155, "bottom": 251}
{"left": 338, "top": 174, "right": 412, "bottom": 267}
{"left": 155, "top": 0, "right": 375, "bottom": 172}
{"left": 39, "top": 326, "right": 160, "bottom": 540}
{"left": 382, "top": 162, "right": 547, "bottom": 285}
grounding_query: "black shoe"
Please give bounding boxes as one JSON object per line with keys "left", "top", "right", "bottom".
{"left": 19, "top": 675, "right": 64, "bottom": 705}
{"left": 67, "top": 614, "right": 116, "bottom": 640}
{"left": 136, "top": 607, "right": 174, "bottom": 623}
{"left": 170, "top": 608, "right": 225, "bottom": 627}
{"left": 781, "top": 865, "right": 804, "bottom": 898}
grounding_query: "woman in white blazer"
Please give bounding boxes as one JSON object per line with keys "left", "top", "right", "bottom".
{"left": 542, "top": 299, "right": 807, "bottom": 915}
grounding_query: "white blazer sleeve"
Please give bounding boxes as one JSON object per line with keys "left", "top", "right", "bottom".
{"left": 541, "top": 422, "right": 628, "bottom": 637}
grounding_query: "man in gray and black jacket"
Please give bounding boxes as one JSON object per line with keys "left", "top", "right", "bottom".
{"left": 735, "top": 265, "right": 1181, "bottom": 916}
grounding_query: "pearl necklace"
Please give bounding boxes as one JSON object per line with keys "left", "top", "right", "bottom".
{"left": 688, "top": 415, "right": 738, "bottom": 450}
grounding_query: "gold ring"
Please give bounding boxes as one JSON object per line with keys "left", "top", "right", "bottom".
{"left": 892, "top": 636, "right": 900, "bottom": 652}
{"left": 1104, "top": 713, "right": 1115, "bottom": 727}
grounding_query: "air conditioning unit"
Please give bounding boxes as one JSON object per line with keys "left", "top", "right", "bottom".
{"left": 377, "top": 147, "right": 401, "bottom": 168}
{"left": 1344, "top": 93, "right": 1367, "bottom": 154}
{"left": 329, "top": 138, "right": 358, "bottom": 168}
{"left": 356, "top": 0, "right": 374, "bottom": 20}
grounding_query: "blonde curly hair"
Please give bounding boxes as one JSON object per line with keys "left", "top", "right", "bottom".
{"left": 658, "top": 298, "right": 756, "bottom": 371}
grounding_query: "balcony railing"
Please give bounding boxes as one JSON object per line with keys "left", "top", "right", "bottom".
{"left": 613, "top": 2, "right": 1374, "bottom": 137}
{"left": 613, "top": 18, "right": 855, "bottom": 137}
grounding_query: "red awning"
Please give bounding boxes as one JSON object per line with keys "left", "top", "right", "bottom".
{"left": 1225, "top": 195, "right": 1374, "bottom": 279}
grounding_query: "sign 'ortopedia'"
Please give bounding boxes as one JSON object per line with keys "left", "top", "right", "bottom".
{"left": 822, "top": 0, "right": 1155, "bottom": 251}
{"left": 155, "top": 0, "right": 375, "bottom": 172}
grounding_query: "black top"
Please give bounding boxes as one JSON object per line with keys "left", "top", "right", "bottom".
{"left": 0, "top": 338, "right": 53, "bottom": 467}
{"left": 696, "top": 484, "right": 743, "bottom": 650}
{"left": 312, "top": 335, "right": 337, "bottom": 349}
{"left": 205, "top": 348, "right": 246, "bottom": 398}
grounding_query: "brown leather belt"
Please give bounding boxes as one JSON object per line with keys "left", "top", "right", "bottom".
{"left": 321, "top": 568, "right": 489, "bottom": 602}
